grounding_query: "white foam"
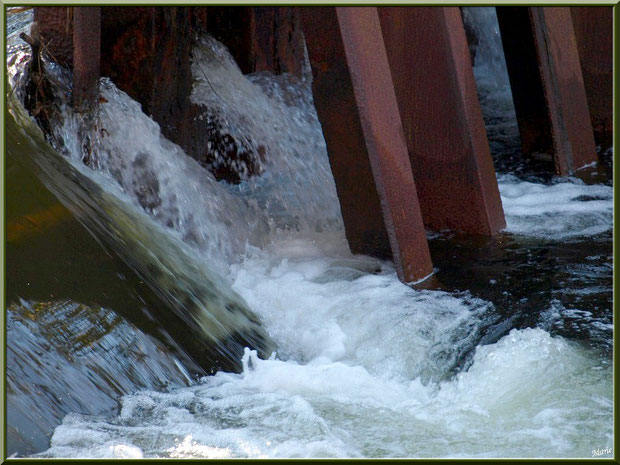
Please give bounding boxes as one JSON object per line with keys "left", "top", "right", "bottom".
{"left": 190, "top": 35, "right": 343, "bottom": 240}
{"left": 38, "top": 325, "right": 612, "bottom": 458}
{"left": 230, "top": 239, "right": 491, "bottom": 381}
{"left": 37, "top": 243, "right": 612, "bottom": 459}
{"left": 166, "top": 435, "right": 232, "bottom": 459}
{"left": 498, "top": 174, "right": 613, "bottom": 239}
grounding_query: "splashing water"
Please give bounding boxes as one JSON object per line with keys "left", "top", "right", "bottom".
{"left": 7, "top": 11, "right": 613, "bottom": 459}
{"left": 499, "top": 174, "right": 613, "bottom": 239}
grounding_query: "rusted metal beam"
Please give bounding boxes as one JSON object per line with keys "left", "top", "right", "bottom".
{"left": 31, "top": 7, "right": 100, "bottom": 111}
{"left": 302, "top": 6, "right": 434, "bottom": 284}
{"left": 497, "top": 6, "right": 597, "bottom": 175}
{"left": 570, "top": 7, "right": 613, "bottom": 138}
{"left": 379, "top": 7, "right": 506, "bottom": 236}
{"left": 72, "top": 7, "right": 100, "bottom": 111}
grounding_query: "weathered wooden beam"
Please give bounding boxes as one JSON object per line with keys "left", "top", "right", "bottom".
{"left": 379, "top": 7, "right": 506, "bottom": 236}
{"left": 99, "top": 7, "right": 194, "bottom": 147}
{"left": 33, "top": 7, "right": 73, "bottom": 67}
{"left": 251, "top": 7, "right": 305, "bottom": 76}
{"left": 72, "top": 7, "right": 100, "bottom": 111}
{"left": 302, "top": 7, "right": 434, "bottom": 283}
{"left": 199, "top": 6, "right": 305, "bottom": 78}
{"left": 497, "top": 6, "right": 597, "bottom": 175}
{"left": 570, "top": 7, "right": 613, "bottom": 138}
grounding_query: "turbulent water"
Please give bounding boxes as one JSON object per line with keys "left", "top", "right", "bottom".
{"left": 7, "top": 8, "right": 613, "bottom": 459}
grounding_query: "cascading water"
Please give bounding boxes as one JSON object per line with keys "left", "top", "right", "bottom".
{"left": 7, "top": 8, "right": 613, "bottom": 458}
{"left": 461, "top": 7, "right": 511, "bottom": 95}
{"left": 461, "top": 7, "right": 524, "bottom": 176}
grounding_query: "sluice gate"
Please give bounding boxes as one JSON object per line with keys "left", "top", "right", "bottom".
{"left": 31, "top": 6, "right": 611, "bottom": 284}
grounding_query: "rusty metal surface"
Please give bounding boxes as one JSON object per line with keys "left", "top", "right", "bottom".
{"left": 497, "top": 6, "right": 597, "bottom": 175}
{"left": 33, "top": 7, "right": 73, "bottom": 67}
{"left": 272, "top": 7, "right": 305, "bottom": 77}
{"left": 72, "top": 7, "right": 100, "bottom": 111}
{"left": 302, "top": 6, "right": 433, "bottom": 283}
{"left": 379, "top": 7, "right": 505, "bottom": 236}
{"left": 530, "top": 7, "right": 598, "bottom": 174}
{"left": 570, "top": 7, "right": 613, "bottom": 137}
{"left": 249, "top": 8, "right": 276, "bottom": 73}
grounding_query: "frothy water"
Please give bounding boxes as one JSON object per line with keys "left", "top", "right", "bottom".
{"left": 36, "top": 293, "right": 612, "bottom": 458}
{"left": 55, "top": 64, "right": 342, "bottom": 275}
{"left": 189, "top": 36, "right": 341, "bottom": 239}
{"left": 27, "top": 235, "right": 614, "bottom": 458}
{"left": 498, "top": 174, "right": 613, "bottom": 239}
{"left": 7, "top": 10, "right": 613, "bottom": 458}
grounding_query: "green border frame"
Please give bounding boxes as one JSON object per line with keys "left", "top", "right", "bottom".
{"left": 1, "top": 2, "right": 617, "bottom": 463}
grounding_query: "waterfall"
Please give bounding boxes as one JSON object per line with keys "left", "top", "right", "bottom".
{"left": 461, "top": 7, "right": 511, "bottom": 97}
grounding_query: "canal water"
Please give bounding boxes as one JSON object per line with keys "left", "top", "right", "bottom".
{"left": 6, "top": 8, "right": 613, "bottom": 458}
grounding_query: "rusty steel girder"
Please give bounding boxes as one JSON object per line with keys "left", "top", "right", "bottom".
{"left": 31, "top": 7, "right": 100, "bottom": 112}
{"left": 302, "top": 7, "right": 434, "bottom": 284}
{"left": 33, "top": 7, "right": 73, "bottom": 66}
{"left": 379, "top": 7, "right": 506, "bottom": 236}
{"left": 497, "top": 6, "right": 598, "bottom": 175}
{"left": 72, "top": 8, "right": 100, "bottom": 111}
{"left": 570, "top": 7, "right": 613, "bottom": 137}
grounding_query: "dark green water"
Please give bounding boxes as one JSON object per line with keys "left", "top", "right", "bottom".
{"left": 6, "top": 151, "right": 204, "bottom": 455}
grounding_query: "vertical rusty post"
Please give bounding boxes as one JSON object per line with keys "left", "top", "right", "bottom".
{"left": 249, "top": 7, "right": 305, "bottom": 76}
{"left": 570, "top": 7, "right": 613, "bottom": 138}
{"left": 72, "top": 7, "right": 100, "bottom": 111}
{"left": 302, "top": 7, "right": 434, "bottom": 284}
{"left": 99, "top": 7, "right": 195, "bottom": 150}
{"left": 379, "top": 7, "right": 505, "bottom": 236}
{"left": 497, "top": 6, "right": 597, "bottom": 175}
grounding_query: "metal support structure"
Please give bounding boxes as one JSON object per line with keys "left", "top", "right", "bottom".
{"left": 302, "top": 6, "right": 434, "bottom": 284}
{"left": 570, "top": 7, "right": 613, "bottom": 137}
{"left": 72, "top": 7, "right": 100, "bottom": 111}
{"left": 33, "top": 7, "right": 73, "bottom": 66}
{"left": 497, "top": 6, "right": 597, "bottom": 175}
{"left": 379, "top": 7, "right": 506, "bottom": 236}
